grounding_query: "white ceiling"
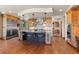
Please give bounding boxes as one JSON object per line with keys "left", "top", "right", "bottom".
{"left": 0, "top": 5, "right": 70, "bottom": 18}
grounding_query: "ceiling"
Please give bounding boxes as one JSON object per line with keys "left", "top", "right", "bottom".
{"left": 0, "top": 5, "right": 70, "bottom": 19}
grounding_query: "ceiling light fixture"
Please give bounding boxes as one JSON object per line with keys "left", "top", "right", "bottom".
{"left": 8, "top": 11, "right": 12, "bottom": 13}
{"left": 1, "top": 12, "right": 5, "bottom": 14}
{"left": 59, "top": 9, "right": 63, "bottom": 12}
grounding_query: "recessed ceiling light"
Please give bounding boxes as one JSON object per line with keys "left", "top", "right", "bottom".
{"left": 59, "top": 9, "right": 63, "bottom": 12}
{"left": 1, "top": 12, "right": 5, "bottom": 14}
{"left": 8, "top": 11, "right": 12, "bottom": 13}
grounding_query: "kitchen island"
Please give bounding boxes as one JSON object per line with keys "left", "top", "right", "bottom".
{"left": 19, "top": 30, "right": 52, "bottom": 44}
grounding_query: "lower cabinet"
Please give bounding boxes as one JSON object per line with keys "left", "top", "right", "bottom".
{"left": 22, "top": 32, "right": 27, "bottom": 40}
{"left": 35, "top": 33, "right": 45, "bottom": 43}
{"left": 26, "top": 32, "right": 35, "bottom": 42}
{"left": 75, "top": 36, "right": 79, "bottom": 49}
{"left": 22, "top": 32, "right": 45, "bottom": 43}
{"left": 7, "top": 29, "right": 18, "bottom": 39}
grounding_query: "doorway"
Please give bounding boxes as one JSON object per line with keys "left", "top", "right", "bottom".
{"left": 53, "top": 20, "right": 62, "bottom": 37}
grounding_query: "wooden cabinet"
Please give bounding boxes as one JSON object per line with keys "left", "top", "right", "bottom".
{"left": 28, "top": 17, "right": 52, "bottom": 27}
{"left": 72, "top": 11, "right": 79, "bottom": 35}
{"left": 43, "top": 17, "right": 52, "bottom": 26}
{"left": 67, "top": 9, "right": 79, "bottom": 35}
{"left": 2, "top": 14, "right": 20, "bottom": 40}
{"left": 53, "top": 20, "right": 62, "bottom": 37}
{"left": 67, "top": 10, "right": 79, "bottom": 25}
{"left": 27, "top": 18, "right": 36, "bottom": 27}
{"left": 6, "top": 14, "right": 20, "bottom": 25}
{"left": 67, "top": 6, "right": 79, "bottom": 48}
{"left": 67, "top": 11, "right": 72, "bottom": 24}
{"left": 72, "top": 11, "right": 78, "bottom": 26}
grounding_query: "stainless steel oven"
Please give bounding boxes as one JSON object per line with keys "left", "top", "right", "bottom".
{"left": 6, "top": 29, "right": 18, "bottom": 39}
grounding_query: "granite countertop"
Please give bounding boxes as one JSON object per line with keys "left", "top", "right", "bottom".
{"left": 20, "top": 29, "right": 46, "bottom": 33}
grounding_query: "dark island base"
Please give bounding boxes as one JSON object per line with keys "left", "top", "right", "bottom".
{"left": 22, "top": 32, "right": 45, "bottom": 43}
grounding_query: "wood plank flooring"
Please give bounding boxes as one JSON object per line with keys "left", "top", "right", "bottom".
{"left": 0, "top": 37, "right": 79, "bottom": 54}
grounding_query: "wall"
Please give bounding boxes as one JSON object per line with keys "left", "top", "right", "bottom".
{"left": 2, "top": 14, "right": 7, "bottom": 40}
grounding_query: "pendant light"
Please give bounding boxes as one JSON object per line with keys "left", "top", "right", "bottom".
{"left": 43, "top": 12, "right": 47, "bottom": 26}
{"left": 22, "top": 14, "right": 26, "bottom": 27}
{"left": 32, "top": 13, "right": 35, "bottom": 25}
{"left": 44, "top": 12, "right": 47, "bottom": 20}
{"left": 44, "top": 12, "right": 47, "bottom": 22}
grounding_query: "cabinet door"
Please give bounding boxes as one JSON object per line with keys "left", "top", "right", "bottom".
{"left": 67, "top": 12, "right": 72, "bottom": 24}
{"left": 77, "top": 11, "right": 79, "bottom": 27}
{"left": 72, "top": 11, "right": 78, "bottom": 26}
{"left": 76, "top": 27, "right": 79, "bottom": 35}
{"left": 72, "top": 26, "right": 77, "bottom": 36}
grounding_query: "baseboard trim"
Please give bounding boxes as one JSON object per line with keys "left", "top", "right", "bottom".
{"left": 66, "top": 41, "right": 77, "bottom": 49}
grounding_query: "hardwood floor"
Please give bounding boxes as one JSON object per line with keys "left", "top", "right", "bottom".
{"left": 0, "top": 37, "right": 79, "bottom": 54}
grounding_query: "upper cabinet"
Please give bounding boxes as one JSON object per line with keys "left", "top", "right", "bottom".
{"left": 43, "top": 17, "right": 52, "bottom": 26}
{"left": 27, "top": 18, "right": 36, "bottom": 27}
{"left": 4, "top": 14, "right": 20, "bottom": 27}
{"left": 67, "top": 6, "right": 79, "bottom": 26}
{"left": 72, "top": 10, "right": 79, "bottom": 26}
{"left": 67, "top": 11, "right": 72, "bottom": 24}
{"left": 27, "top": 17, "right": 52, "bottom": 27}
{"left": 67, "top": 6, "right": 79, "bottom": 36}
